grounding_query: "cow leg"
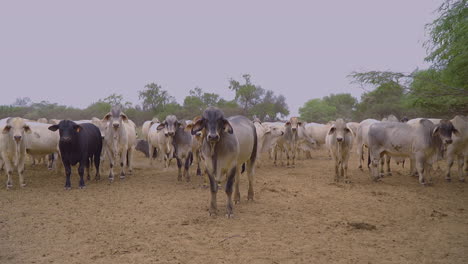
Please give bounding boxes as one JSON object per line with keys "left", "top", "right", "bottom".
{"left": 107, "top": 149, "right": 115, "bottom": 182}
{"left": 286, "top": 150, "right": 290, "bottom": 167}
{"left": 176, "top": 158, "right": 182, "bottom": 181}
{"left": 386, "top": 155, "right": 392, "bottom": 176}
{"left": 273, "top": 148, "right": 278, "bottom": 166}
{"left": 120, "top": 148, "right": 127, "bottom": 179}
{"left": 94, "top": 154, "right": 101, "bottom": 181}
{"left": 86, "top": 158, "right": 91, "bottom": 181}
{"left": 233, "top": 166, "right": 241, "bottom": 204}
{"left": 446, "top": 153, "right": 454, "bottom": 182}
{"left": 2, "top": 155, "right": 13, "bottom": 188}
{"left": 334, "top": 160, "right": 339, "bottom": 182}
{"left": 358, "top": 144, "right": 363, "bottom": 170}
{"left": 457, "top": 154, "right": 465, "bottom": 182}
{"left": 246, "top": 160, "right": 255, "bottom": 201}
{"left": 379, "top": 156, "right": 385, "bottom": 177}
{"left": 127, "top": 147, "right": 134, "bottom": 175}
{"left": 63, "top": 161, "right": 72, "bottom": 190}
{"left": 185, "top": 153, "right": 192, "bottom": 182}
{"left": 292, "top": 148, "right": 296, "bottom": 167}
{"left": 225, "top": 167, "right": 237, "bottom": 218}
{"left": 78, "top": 162, "right": 85, "bottom": 189}
{"left": 344, "top": 156, "right": 350, "bottom": 184}
{"left": 148, "top": 145, "right": 154, "bottom": 166}
{"left": 208, "top": 174, "right": 218, "bottom": 216}
{"left": 415, "top": 155, "right": 426, "bottom": 185}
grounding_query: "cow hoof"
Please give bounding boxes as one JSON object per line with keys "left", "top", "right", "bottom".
{"left": 226, "top": 213, "right": 234, "bottom": 219}
{"left": 186, "top": 178, "right": 191, "bottom": 183}
{"left": 209, "top": 211, "right": 218, "bottom": 217}
{"left": 6, "top": 183, "right": 13, "bottom": 189}
{"left": 79, "top": 185, "right": 86, "bottom": 189}
{"left": 344, "top": 180, "right": 351, "bottom": 184}
{"left": 109, "top": 177, "right": 114, "bottom": 183}
{"left": 459, "top": 178, "right": 465, "bottom": 182}
{"left": 387, "top": 172, "right": 392, "bottom": 176}
{"left": 445, "top": 177, "right": 452, "bottom": 182}
{"left": 120, "top": 175, "right": 125, "bottom": 180}
{"left": 87, "top": 176, "right": 91, "bottom": 181}
{"left": 64, "top": 186, "right": 71, "bottom": 190}
{"left": 177, "top": 177, "right": 182, "bottom": 181}
{"left": 20, "top": 183, "right": 27, "bottom": 188}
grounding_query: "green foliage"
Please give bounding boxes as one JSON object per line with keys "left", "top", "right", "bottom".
{"left": 299, "top": 93, "right": 357, "bottom": 122}
{"left": 100, "top": 93, "right": 132, "bottom": 108}
{"left": 138, "top": 83, "right": 177, "bottom": 112}
{"left": 228, "top": 74, "right": 289, "bottom": 120}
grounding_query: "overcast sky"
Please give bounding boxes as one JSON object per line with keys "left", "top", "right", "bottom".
{"left": 0, "top": 0, "right": 442, "bottom": 116}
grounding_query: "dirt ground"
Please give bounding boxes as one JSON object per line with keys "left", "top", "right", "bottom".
{"left": 1, "top": 149, "right": 468, "bottom": 264}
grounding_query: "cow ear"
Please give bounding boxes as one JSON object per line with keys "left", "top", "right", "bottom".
{"left": 345, "top": 124, "right": 354, "bottom": 137}
{"left": 103, "top": 113, "right": 111, "bottom": 121}
{"left": 2, "top": 125, "right": 11, "bottom": 134}
{"left": 48, "top": 125, "right": 59, "bottom": 132}
{"left": 191, "top": 119, "right": 205, "bottom": 135}
{"left": 285, "top": 121, "right": 291, "bottom": 126}
{"left": 185, "top": 123, "right": 193, "bottom": 132}
{"left": 73, "top": 124, "right": 82, "bottom": 133}
{"left": 120, "top": 113, "right": 128, "bottom": 122}
{"left": 23, "top": 125, "right": 32, "bottom": 134}
{"left": 432, "top": 126, "right": 440, "bottom": 137}
{"left": 157, "top": 123, "right": 166, "bottom": 131}
{"left": 298, "top": 121, "right": 303, "bottom": 126}
{"left": 223, "top": 119, "right": 233, "bottom": 134}
{"left": 453, "top": 128, "right": 460, "bottom": 136}
{"left": 328, "top": 126, "right": 336, "bottom": 135}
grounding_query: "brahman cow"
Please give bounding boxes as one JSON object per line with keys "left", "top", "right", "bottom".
{"left": 445, "top": 115, "right": 468, "bottom": 182}
{"left": 157, "top": 115, "right": 193, "bottom": 181}
{"left": 102, "top": 106, "right": 137, "bottom": 181}
{"left": 147, "top": 117, "right": 174, "bottom": 168}
{"left": 356, "top": 119, "right": 380, "bottom": 169}
{"left": 368, "top": 119, "right": 457, "bottom": 185}
{"left": 0, "top": 117, "right": 31, "bottom": 188}
{"left": 325, "top": 119, "right": 354, "bottom": 183}
{"left": 49, "top": 120, "right": 102, "bottom": 189}
{"left": 25, "top": 121, "right": 61, "bottom": 170}
{"left": 191, "top": 107, "right": 257, "bottom": 217}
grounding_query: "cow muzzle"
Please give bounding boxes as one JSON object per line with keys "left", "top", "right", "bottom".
{"left": 167, "top": 131, "right": 175, "bottom": 137}
{"left": 113, "top": 123, "right": 120, "bottom": 129}
{"left": 337, "top": 137, "right": 343, "bottom": 142}
{"left": 60, "top": 136, "right": 72, "bottom": 143}
{"left": 14, "top": 135, "right": 22, "bottom": 142}
{"left": 207, "top": 134, "right": 219, "bottom": 142}
{"left": 445, "top": 139, "right": 453, "bottom": 144}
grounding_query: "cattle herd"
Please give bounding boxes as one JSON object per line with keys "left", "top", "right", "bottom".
{"left": 0, "top": 106, "right": 467, "bottom": 217}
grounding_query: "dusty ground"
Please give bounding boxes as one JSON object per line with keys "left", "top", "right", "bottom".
{"left": 1, "top": 149, "right": 468, "bottom": 264}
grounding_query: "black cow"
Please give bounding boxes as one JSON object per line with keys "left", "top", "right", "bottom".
{"left": 49, "top": 120, "right": 102, "bottom": 189}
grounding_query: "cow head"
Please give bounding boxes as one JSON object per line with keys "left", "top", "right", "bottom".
{"left": 285, "top": 117, "right": 302, "bottom": 133}
{"left": 157, "top": 115, "right": 179, "bottom": 137}
{"left": 103, "top": 105, "right": 128, "bottom": 132}
{"left": 48, "top": 120, "right": 81, "bottom": 143}
{"left": 2, "top": 117, "right": 31, "bottom": 143}
{"left": 191, "top": 107, "right": 233, "bottom": 143}
{"left": 400, "top": 116, "right": 409, "bottom": 123}
{"left": 432, "top": 119, "right": 458, "bottom": 145}
{"left": 328, "top": 119, "right": 353, "bottom": 143}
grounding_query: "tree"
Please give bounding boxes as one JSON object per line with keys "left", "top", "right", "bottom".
{"left": 299, "top": 99, "right": 337, "bottom": 123}
{"left": 12, "top": 97, "right": 32, "bottom": 107}
{"left": 100, "top": 93, "right": 132, "bottom": 108}
{"left": 138, "top": 83, "right": 176, "bottom": 112}
{"left": 228, "top": 74, "right": 289, "bottom": 119}
{"left": 229, "top": 74, "right": 264, "bottom": 113}
{"left": 323, "top": 93, "right": 357, "bottom": 120}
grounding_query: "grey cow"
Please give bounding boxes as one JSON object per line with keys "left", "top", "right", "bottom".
{"left": 191, "top": 107, "right": 257, "bottom": 218}
{"left": 368, "top": 119, "right": 457, "bottom": 185}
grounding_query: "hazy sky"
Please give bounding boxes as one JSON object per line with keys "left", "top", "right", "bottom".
{"left": 0, "top": 0, "right": 442, "bottom": 116}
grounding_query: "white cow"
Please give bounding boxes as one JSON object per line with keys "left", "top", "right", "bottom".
{"left": 356, "top": 119, "right": 380, "bottom": 169}
{"left": 0, "top": 117, "right": 32, "bottom": 188}
{"left": 142, "top": 117, "right": 160, "bottom": 140}
{"left": 445, "top": 115, "right": 468, "bottom": 181}
{"left": 147, "top": 121, "right": 174, "bottom": 168}
{"left": 326, "top": 119, "right": 354, "bottom": 183}
{"left": 25, "top": 121, "right": 61, "bottom": 170}
{"left": 102, "top": 106, "right": 137, "bottom": 181}
{"left": 368, "top": 119, "right": 457, "bottom": 185}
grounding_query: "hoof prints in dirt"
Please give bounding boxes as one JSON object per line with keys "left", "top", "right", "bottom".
{"left": 348, "top": 221, "right": 377, "bottom": 231}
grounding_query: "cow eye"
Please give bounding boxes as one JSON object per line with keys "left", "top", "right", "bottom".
{"left": 345, "top": 128, "right": 350, "bottom": 133}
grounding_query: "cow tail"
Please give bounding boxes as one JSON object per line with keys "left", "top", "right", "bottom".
{"left": 250, "top": 123, "right": 258, "bottom": 166}
{"left": 241, "top": 163, "right": 246, "bottom": 174}
{"left": 367, "top": 148, "right": 371, "bottom": 169}
{"left": 189, "top": 151, "right": 193, "bottom": 166}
